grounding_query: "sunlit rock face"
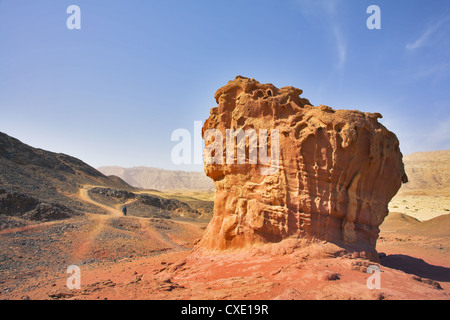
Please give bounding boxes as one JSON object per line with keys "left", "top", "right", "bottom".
{"left": 199, "top": 76, "right": 407, "bottom": 258}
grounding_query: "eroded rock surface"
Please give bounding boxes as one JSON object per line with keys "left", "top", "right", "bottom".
{"left": 199, "top": 76, "right": 407, "bottom": 259}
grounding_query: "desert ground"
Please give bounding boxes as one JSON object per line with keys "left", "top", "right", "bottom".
{"left": 0, "top": 132, "right": 449, "bottom": 300}
{"left": 389, "top": 192, "right": 450, "bottom": 222}
{"left": 0, "top": 185, "right": 448, "bottom": 300}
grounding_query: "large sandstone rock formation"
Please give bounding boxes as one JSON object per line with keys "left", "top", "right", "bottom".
{"left": 199, "top": 76, "right": 407, "bottom": 258}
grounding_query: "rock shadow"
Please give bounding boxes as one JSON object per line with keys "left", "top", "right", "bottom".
{"left": 381, "top": 254, "right": 450, "bottom": 282}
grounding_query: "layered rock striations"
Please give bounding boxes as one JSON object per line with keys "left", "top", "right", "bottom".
{"left": 199, "top": 76, "right": 407, "bottom": 257}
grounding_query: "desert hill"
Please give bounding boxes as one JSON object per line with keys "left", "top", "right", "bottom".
{"left": 98, "top": 166, "right": 214, "bottom": 191}
{"left": 400, "top": 150, "right": 450, "bottom": 193}
{"left": 0, "top": 132, "right": 132, "bottom": 196}
{"left": 381, "top": 212, "right": 450, "bottom": 238}
{"left": 0, "top": 132, "right": 208, "bottom": 225}
{"left": 389, "top": 150, "right": 450, "bottom": 221}
{"left": 0, "top": 131, "right": 135, "bottom": 222}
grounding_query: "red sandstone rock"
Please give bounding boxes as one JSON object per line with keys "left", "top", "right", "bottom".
{"left": 199, "top": 76, "right": 408, "bottom": 259}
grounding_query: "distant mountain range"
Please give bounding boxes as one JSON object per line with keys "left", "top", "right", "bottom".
{"left": 98, "top": 150, "right": 450, "bottom": 193}
{"left": 98, "top": 166, "right": 214, "bottom": 191}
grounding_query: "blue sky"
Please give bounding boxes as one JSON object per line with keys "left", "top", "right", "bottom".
{"left": 0, "top": 0, "right": 449, "bottom": 172}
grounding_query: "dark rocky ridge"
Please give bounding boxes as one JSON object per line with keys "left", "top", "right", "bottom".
{"left": 0, "top": 131, "right": 208, "bottom": 226}
{"left": 0, "top": 192, "right": 78, "bottom": 224}
{"left": 0, "top": 131, "right": 133, "bottom": 223}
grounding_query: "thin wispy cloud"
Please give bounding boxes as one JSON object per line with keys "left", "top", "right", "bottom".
{"left": 333, "top": 26, "right": 347, "bottom": 70}
{"left": 296, "top": 0, "right": 347, "bottom": 70}
{"left": 406, "top": 16, "right": 450, "bottom": 50}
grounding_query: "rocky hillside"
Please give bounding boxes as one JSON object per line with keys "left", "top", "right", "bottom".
{"left": 0, "top": 131, "right": 132, "bottom": 222}
{"left": 98, "top": 166, "right": 214, "bottom": 190}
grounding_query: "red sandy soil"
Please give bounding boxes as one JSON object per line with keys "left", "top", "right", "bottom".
{"left": 4, "top": 236, "right": 449, "bottom": 300}
{"left": 1, "top": 191, "right": 448, "bottom": 300}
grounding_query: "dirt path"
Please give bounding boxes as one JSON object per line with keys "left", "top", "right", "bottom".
{"left": 70, "top": 187, "right": 124, "bottom": 261}
{"left": 136, "top": 218, "right": 185, "bottom": 252}
{"left": 69, "top": 186, "right": 191, "bottom": 261}
{"left": 70, "top": 214, "right": 110, "bottom": 261}
{"left": 77, "top": 188, "right": 123, "bottom": 217}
